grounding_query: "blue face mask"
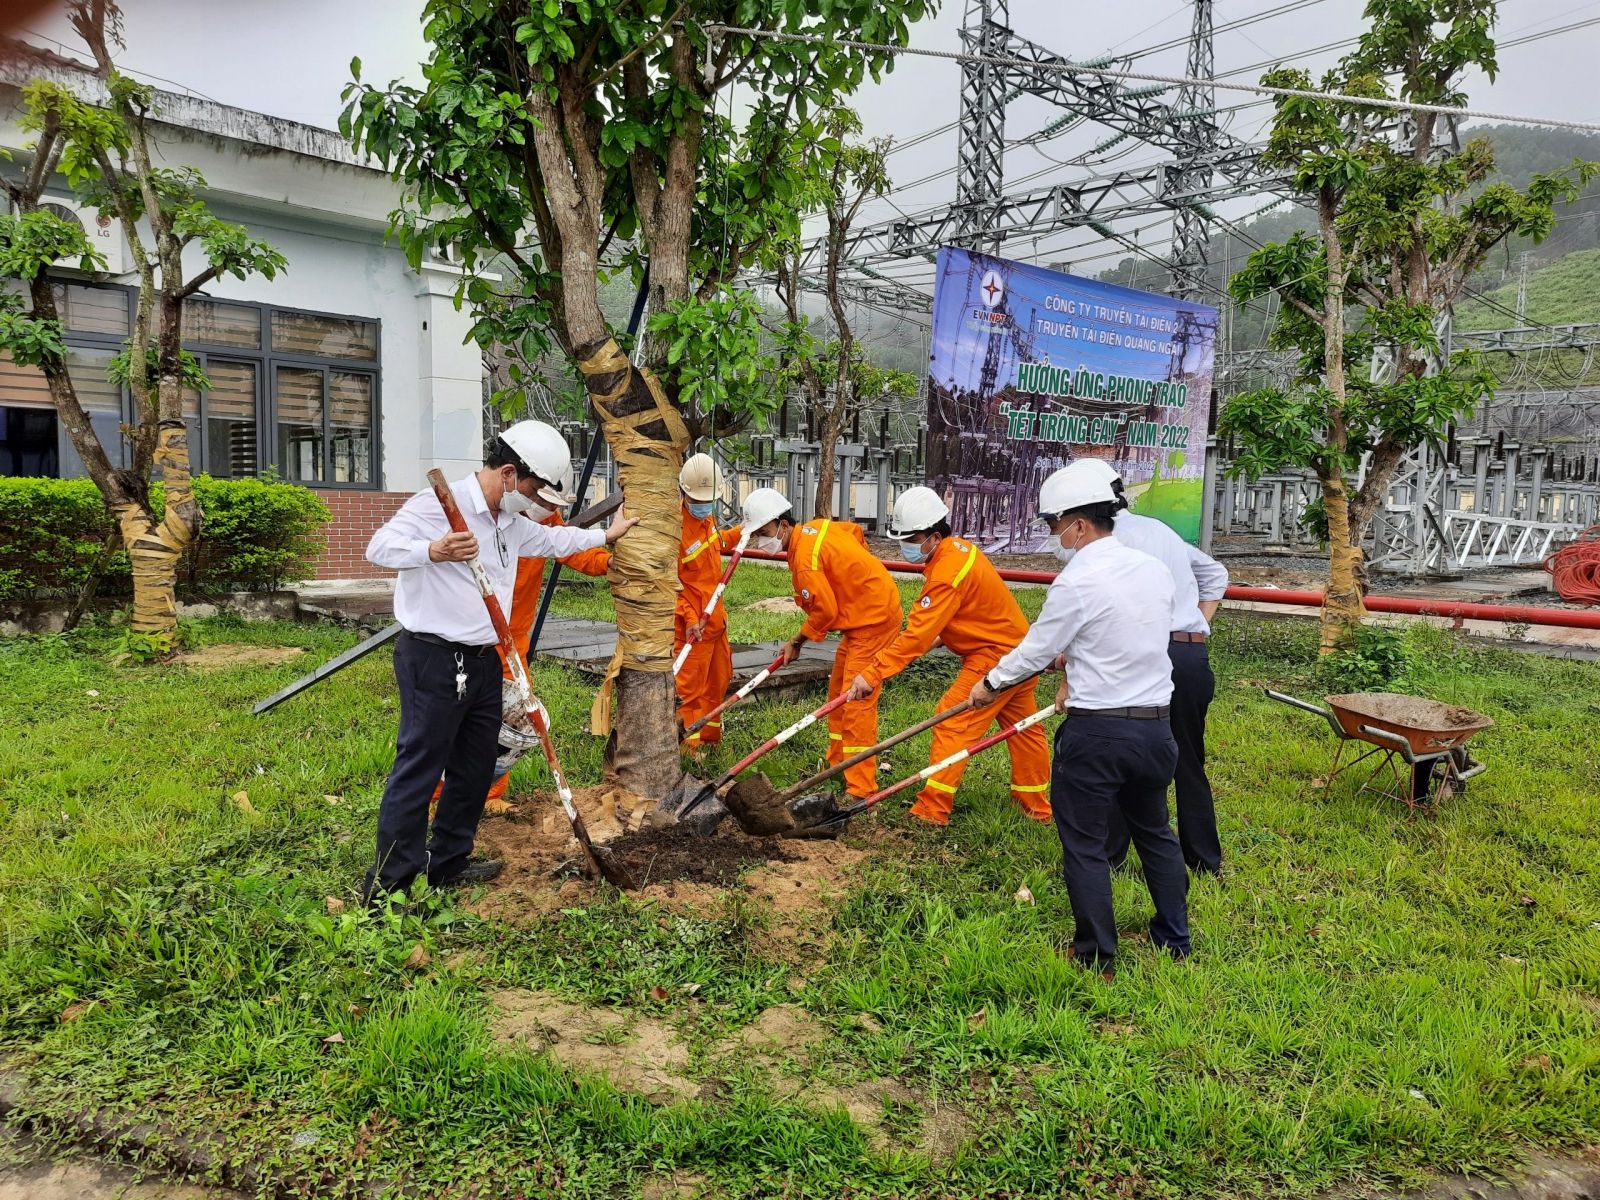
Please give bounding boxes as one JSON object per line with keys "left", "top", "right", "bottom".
{"left": 687, "top": 500, "right": 715, "bottom": 519}
{"left": 899, "top": 538, "right": 929, "bottom": 563}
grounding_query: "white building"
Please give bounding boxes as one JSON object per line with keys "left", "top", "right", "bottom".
{"left": 0, "top": 39, "right": 484, "bottom": 579}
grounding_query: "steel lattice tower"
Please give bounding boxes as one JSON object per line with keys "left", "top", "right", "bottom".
{"left": 955, "top": 0, "right": 1009, "bottom": 251}
{"left": 1168, "top": 0, "right": 1216, "bottom": 301}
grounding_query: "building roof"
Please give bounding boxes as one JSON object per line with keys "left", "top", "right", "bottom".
{"left": 0, "top": 35, "right": 372, "bottom": 171}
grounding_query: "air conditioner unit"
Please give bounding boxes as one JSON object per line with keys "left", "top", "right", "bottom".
{"left": 39, "top": 195, "right": 132, "bottom": 277}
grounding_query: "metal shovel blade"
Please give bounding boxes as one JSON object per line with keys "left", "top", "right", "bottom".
{"left": 783, "top": 791, "right": 848, "bottom": 838}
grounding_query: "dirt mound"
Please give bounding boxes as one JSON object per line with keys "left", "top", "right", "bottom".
{"left": 466, "top": 788, "right": 818, "bottom": 925}
{"left": 606, "top": 822, "right": 799, "bottom": 888}
{"left": 746, "top": 596, "right": 802, "bottom": 615}
{"left": 487, "top": 989, "right": 696, "bottom": 1104}
{"left": 175, "top": 644, "right": 304, "bottom": 670}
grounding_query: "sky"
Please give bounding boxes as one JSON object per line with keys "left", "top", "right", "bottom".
{"left": 14, "top": 0, "right": 1599, "bottom": 296}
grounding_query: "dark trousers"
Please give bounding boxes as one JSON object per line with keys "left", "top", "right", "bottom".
{"left": 1108, "top": 640, "right": 1221, "bottom": 873}
{"left": 1052, "top": 713, "right": 1189, "bottom": 966}
{"left": 364, "top": 632, "right": 503, "bottom": 899}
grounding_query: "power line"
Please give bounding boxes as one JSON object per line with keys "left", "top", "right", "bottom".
{"left": 702, "top": 23, "right": 1600, "bottom": 133}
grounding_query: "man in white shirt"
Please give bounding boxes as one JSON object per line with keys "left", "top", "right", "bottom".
{"left": 1074, "top": 460, "right": 1229, "bottom": 874}
{"left": 970, "top": 461, "right": 1189, "bottom": 975}
{"left": 362, "top": 420, "right": 637, "bottom": 904}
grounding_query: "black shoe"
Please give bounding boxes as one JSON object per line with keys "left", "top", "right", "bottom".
{"left": 432, "top": 858, "right": 504, "bottom": 888}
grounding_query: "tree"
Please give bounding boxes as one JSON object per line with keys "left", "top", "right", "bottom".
{"left": 342, "top": 1, "right": 929, "bottom": 809}
{"left": 1221, "top": 0, "right": 1595, "bottom": 651}
{"left": 0, "top": 0, "right": 284, "bottom": 645}
{"left": 768, "top": 105, "right": 890, "bottom": 518}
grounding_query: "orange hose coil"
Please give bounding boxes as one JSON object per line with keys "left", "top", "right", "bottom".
{"left": 1544, "top": 525, "right": 1600, "bottom": 605}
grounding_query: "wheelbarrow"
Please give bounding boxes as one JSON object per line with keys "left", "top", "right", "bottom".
{"left": 1264, "top": 689, "right": 1492, "bottom": 809}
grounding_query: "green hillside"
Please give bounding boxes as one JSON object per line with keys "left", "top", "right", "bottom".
{"left": 1454, "top": 247, "right": 1600, "bottom": 330}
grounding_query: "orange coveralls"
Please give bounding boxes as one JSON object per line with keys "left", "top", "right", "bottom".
{"left": 436, "top": 511, "right": 611, "bottom": 808}
{"left": 860, "top": 536, "right": 1051, "bottom": 825}
{"left": 789, "top": 519, "right": 903, "bottom": 797}
{"left": 676, "top": 509, "right": 743, "bottom": 749}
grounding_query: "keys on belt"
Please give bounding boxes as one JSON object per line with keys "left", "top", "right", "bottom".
{"left": 1066, "top": 705, "right": 1171, "bottom": 719}
{"left": 403, "top": 629, "right": 499, "bottom": 657}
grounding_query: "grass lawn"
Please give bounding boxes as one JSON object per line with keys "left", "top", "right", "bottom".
{"left": 1, "top": 569, "right": 1598, "bottom": 1199}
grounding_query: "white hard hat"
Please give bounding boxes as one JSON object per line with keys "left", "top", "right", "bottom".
{"left": 679, "top": 453, "right": 720, "bottom": 502}
{"left": 741, "top": 487, "right": 793, "bottom": 532}
{"left": 1037, "top": 460, "right": 1118, "bottom": 520}
{"left": 1070, "top": 457, "right": 1121, "bottom": 488}
{"left": 497, "top": 420, "right": 572, "bottom": 506}
{"left": 888, "top": 486, "right": 950, "bottom": 539}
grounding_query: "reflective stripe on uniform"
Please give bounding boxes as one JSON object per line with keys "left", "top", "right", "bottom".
{"left": 843, "top": 746, "right": 869, "bottom": 754}
{"left": 950, "top": 538, "right": 979, "bottom": 589}
{"left": 810, "top": 519, "right": 832, "bottom": 570}
{"left": 1011, "top": 782, "right": 1049, "bottom": 793}
{"left": 681, "top": 538, "right": 711, "bottom": 564}
{"left": 828, "top": 731, "right": 843, "bottom": 740}
{"left": 925, "top": 779, "right": 958, "bottom": 793}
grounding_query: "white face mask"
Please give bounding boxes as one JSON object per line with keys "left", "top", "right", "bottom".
{"left": 1052, "top": 521, "right": 1081, "bottom": 565}
{"left": 752, "top": 534, "right": 784, "bottom": 555}
{"left": 525, "top": 502, "right": 553, "bottom": 522}
{"left": 499, "top": 488, "right": 536, "bottom": 515}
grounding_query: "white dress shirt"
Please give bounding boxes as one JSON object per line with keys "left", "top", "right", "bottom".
{"left": 988, "top": 535, "right": 1176, "bottom": 709}
{"left": 1111, "top": 511, "right": 1230, "bottom": 635}
{"left": 366, "top": 474, "right": 606, "bottom": 646}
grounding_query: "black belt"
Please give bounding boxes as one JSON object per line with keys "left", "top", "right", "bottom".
{"left": 1067, "top": 705, "right": 1170, "bottom": 719}
{"left": 1170, "top": 632, "right": 1207, "bottom": 644}
{"left": 403, "top": 629, "right": 499, "bottom": 657}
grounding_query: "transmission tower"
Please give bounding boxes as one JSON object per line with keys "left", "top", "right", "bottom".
{"left": 1168, "top": 0, "right": 1217, "bottom": 301}
{"left": 954, "top": 0, "right": 1009, "bottom": 251}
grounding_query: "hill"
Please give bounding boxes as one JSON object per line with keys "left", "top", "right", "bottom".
{"left": 1455, "top": 247, "right": 1600, "bottom": 330}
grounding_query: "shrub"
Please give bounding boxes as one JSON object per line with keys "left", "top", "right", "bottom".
{"left": 1317, "top": 623, "right": 1413, "bottom": 692}
{"left": 0, "top": 474, "right": 330, "bottom": 600}
{"left": 185, "top": 474, "right": 332, "bottom": 593}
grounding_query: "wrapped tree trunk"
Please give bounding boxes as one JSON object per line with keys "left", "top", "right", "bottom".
{"left": 577, "top": 337, "right": 690, "bottom": 799}
{"left": 114, "top": 421, "right": 200, "bottom": 637}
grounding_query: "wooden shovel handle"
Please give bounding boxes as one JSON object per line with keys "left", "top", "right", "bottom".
{"left": 425, "top": 469, "right": 519, "bottom": 666}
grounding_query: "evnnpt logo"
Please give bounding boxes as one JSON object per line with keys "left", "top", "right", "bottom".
{"left": 979, "top": 269, "right": 1004, "bottom": 308}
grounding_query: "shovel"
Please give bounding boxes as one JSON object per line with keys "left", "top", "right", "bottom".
{"left": 734, "top": 670, "right": 1049, "bottom": 835}
{"left": 812, "top": 700, "right": 1064, "bottom": 830}
{"left": 678, "top": 691, "right": 852, "bottom": 821}
{"left": 680, "top": 649, "right": 787, "bottom": 744}
{"left": 426, "top": 470, "right": 636, "bottom": 890}
{"left": 672, "top": 530, "right": 749, "bottom": 676}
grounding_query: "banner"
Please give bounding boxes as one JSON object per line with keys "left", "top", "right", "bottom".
{"left": 925, "top": 246, "right": 1217, "bottom": 550}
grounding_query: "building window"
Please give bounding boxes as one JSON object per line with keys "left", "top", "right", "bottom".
{"left": 185, "top": 298, "right": 261, "bottom": 349}
{"left": 271, "top": 311, "right": 377, "bottom": 362}
{"left": 0, "top": 282, "right": 381, "bottom": 489}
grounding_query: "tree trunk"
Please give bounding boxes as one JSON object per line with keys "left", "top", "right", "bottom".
{"left": 116, "top": 420, "right": 200, "bottom": 640}
{"left": 573, "top": 334, "right": 690, "bottom": 804}
{"left": 1318, "top": 464, "right": 1366, "bottom": 653}
{"left": 1315, "top": 183, "right": 1363, "bottom": 654}
{"left": 814, "top": 404, "right": 841, "bottom": 520}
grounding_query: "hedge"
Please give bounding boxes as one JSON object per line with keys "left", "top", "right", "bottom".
{"left": 0, "top": 475, "right": 331, "bottom": 601}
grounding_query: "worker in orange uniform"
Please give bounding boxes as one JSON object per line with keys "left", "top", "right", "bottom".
{"left": 434, "top": 421, "right": 611, "bottom": 815}
{"left": 846, "top": 487, "right": 1052, "bottom": 826}
{"left": 742, "top": 487, "right": 903, "bottom": 799}
{"left": 676, "top": 453, "right": 744, "bottom": 752}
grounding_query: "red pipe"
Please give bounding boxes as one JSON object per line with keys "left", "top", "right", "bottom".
{"left": 740, "top": 550, "right": 1600, "bottom": 630}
